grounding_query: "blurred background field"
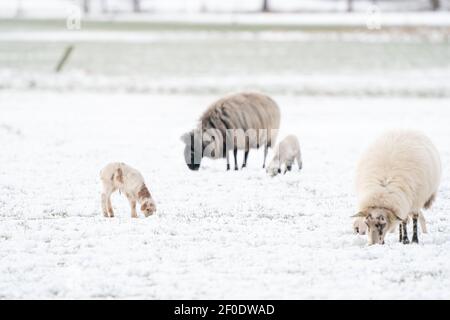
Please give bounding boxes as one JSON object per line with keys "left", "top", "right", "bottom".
{"left": 1, "top": 1, "right": 450, "bottom": 299}
{"left": 0, "top": 1, "right": 449, "bottom": 96}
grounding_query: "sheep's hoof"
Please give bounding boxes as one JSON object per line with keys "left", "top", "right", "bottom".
{"left": 412, "top": 237, "right": 419, "bottom": 244}
{"left": 226, "top": 164, "right": 230, "bottom": 171}
{"left": 234, "top": 167, "right": 238, "bottom": 171}
{"left": 403, "top": 238, "right": 410, "bottom": 245}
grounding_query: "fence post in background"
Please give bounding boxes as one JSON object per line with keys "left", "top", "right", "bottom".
{"left": 262, "top": 0, "right": 270, "bottom": 12}
{"left": 101, "top": 0, "right": 108, "bottom": 13}
{"left": 55, "top": 46, "right": 74, "bottom": 73}
{"left": 133, "top": 0, "right": 141, "bottom": 13}
{"left": 347, "top": 0, "right": 353, "bottom": 12}
{"left": 16, "top": 0, "right": 23, "bottom": 17}
{"left": 430, "top": 0, "right": 441, "bottom": 10}
{"left": 82, "top": 0, "right": 89, "bottom": 14}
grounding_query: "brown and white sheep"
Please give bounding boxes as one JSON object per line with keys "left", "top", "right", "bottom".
{"left": 100, "top": 162, "right": 156, "bottom": 218}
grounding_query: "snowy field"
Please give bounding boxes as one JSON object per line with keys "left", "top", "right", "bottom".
{"left": 0, "top": 92, "right": 449, "bottom": 299}
{"left": 1, "top": 12, "right": 449, "bottom": 299}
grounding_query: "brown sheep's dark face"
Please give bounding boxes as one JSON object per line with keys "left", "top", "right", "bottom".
{"left": 182, "top": 130, "right": 202, "bottom": 171}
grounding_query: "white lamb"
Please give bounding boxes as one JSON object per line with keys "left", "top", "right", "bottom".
{"left": 266, "top": 135, "right": 302, "bottom": 177}
{"left": 353, "top": 130, "right": 441, "bottom": 245}
{"left": 353, "top": 217, "right": 368, "bottom": 235}
{"left": 100, "top": 162, "right": 156, "bottom": 218}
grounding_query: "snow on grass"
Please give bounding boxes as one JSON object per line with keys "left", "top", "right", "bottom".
{"left": 0, "top": 91, "right": 449, "bottom": 299}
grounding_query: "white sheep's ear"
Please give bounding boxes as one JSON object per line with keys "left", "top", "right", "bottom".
{"left": 351, "top": 211, "right": 367, "bottom": 218}
{"left": 180, "top": 132, "right": 192, "bottom": 144}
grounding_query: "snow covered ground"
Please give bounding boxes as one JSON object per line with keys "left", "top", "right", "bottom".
{"left": 0, "top": 92, "right": 449, "bottom": 299}
{"left": 0, "top": 13, "right": 449, "bottom": 299}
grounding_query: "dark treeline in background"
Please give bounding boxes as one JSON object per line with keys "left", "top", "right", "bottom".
{"left": 79, "top": 0, "right": 449, "bottom": 14}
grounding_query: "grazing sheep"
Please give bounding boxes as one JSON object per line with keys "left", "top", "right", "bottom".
{"left": 266, "top": 135, "right": 302, "bottom": 177}
{"left": 353, "top": 130, "right": 441, "bottom": 245}
{"left": 100, "top": 162, "right": 156, "bottom": 218}
{"left": 181, "top": 92, "right": 281, "bottom": 171}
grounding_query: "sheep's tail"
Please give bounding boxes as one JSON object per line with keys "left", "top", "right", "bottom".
{"left": 424, "top": 194, "right": 436, "bottom": 210}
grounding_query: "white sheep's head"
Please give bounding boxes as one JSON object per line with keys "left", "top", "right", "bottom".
{"left": 181, "top": 129, "right": 203, "bottom": 171}
{"left": 352, "top": 208, "right": 399, "bottom": 245}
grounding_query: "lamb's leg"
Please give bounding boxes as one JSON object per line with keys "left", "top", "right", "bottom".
{"left": 412, "top": 213, "right": 419, "bottom": 244}
{"left": 226, "top": 149, "right": 230, "bottom": 171}
{"left": 296, "top": 151, "right": 302, "bottom": 170}
{"left": 286, "top": 161, "right": 292, "bottom": 172}
{"left": 233, "top": 147, "right": 238, "bottom": 171}
{"left": 399, "top": 224, "right": 402, "bottom": 243}
{"left": 107, "top": 194, "right": 114, "bottom": 218}
{"left": 101, "top": 193, "right": 109, "bottom": 217}
{"left": 263, "top": 144, "right": 268, "bottom": 169}
{"left": 128, "top": 197, "right": 137, "bottom": 218}
{"left": 402, "top": 221, "right": 409, "bottom": 244}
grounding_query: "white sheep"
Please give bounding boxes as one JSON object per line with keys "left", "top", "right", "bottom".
{"left": 266, "top": 135, "right": 302, "bottom": 177}
{"left": 100, "top": 162, "right": 156, "bottom": 218}
{"left": 353, "top": 130, "right": 441, "bottom": 245}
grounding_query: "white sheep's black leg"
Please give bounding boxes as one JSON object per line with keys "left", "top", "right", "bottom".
{"left": 412, "top": 216, "right": 419, "bottom": 244}
{"left": 226, "top": 150, "right": 230, "bottom": 171}
{"left": 402, "top": 222, "right": 410, "bottom": 244}
{"left": 399, "top": 224, "right": 402, "bottom": 243}
{"left": 233, "top": 147, "right": 238, "bottom": 171}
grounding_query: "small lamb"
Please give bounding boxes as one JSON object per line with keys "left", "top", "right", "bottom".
{"left": 100, "top": 162, "right": 156, "bottom": 218}
{"left": 266, "top": 135, "right": 302, "bottom": 177}
{"left": 353, "top": 217, "right": 368, "bottom": 235}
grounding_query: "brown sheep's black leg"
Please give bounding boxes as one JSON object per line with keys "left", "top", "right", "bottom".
{"left": 399, "top": 224, "right": 402, "bottom": 243}
{"left": 263, "top": 144, "right": 268, "bottom": 169}
{"left": 233, "top": 147, "right": 238, "bottom": 171}
{"left": 412, "top": 216, "right": 419, "bottom": 244}
{"left": 242, "top": 136, "right": 249, "bottom": 169}
{"left": 402, "top": 222, "right": 409, "bottom": 244}
{"left": 242, "top": 150, "right": 249, "bottom": 168}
